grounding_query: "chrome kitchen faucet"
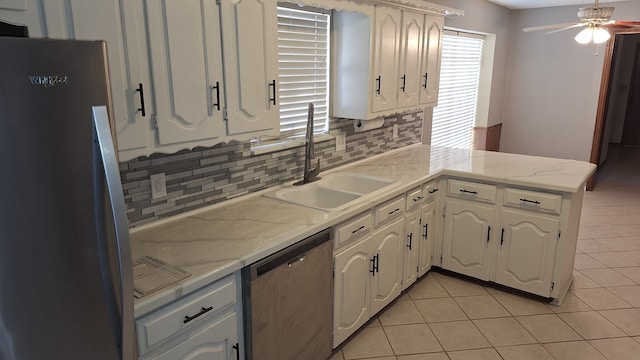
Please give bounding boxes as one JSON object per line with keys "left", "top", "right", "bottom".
{"left": 295, "top": 103, "right": 320, "bottom": 185}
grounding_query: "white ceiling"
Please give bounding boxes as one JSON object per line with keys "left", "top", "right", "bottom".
{"left": 485, "top": 0, "right": 626, "bottom": 10}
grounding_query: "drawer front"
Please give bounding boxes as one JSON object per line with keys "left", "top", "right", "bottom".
{"left": 136, "top": 275, "right": 237, "bottom": 354}
{"left": 423, "top": 181, "right": 441, "bottom": 203}
{"left": 447, "top": 179, "right": 497, "bottom": 204}
{"left": 375, "top": 196, "right": 406, "bottom": 227}
{"left": 406, "top": 187, "right": 424, "bottom": 211}
{"left": 334, "top": 211, "right": 374, "bottom": 248}
{"left": 504, "top": 188, "right": 562, "bottom": 214}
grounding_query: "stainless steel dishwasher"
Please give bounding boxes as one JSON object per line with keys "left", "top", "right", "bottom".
{"left": 243, "top": 228, "right": 333, "bottom": 360}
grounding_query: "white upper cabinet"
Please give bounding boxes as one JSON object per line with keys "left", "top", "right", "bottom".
{"left": 219, "top": 0, "right": 279, "bottom": 137}
{"left": 371, "top": 6, "right": 401, "bottom": 113}
{"left": 145, "top": 0, "right": 225, "bottom": 146}
{"left": 70, "top": 0, "right": 150, "bottom": 154}
{"left": 332, "top": 6, "right": 445, "bottom": 120}
{"left": 397, "top": 10, "right": 423, "bottom": 109}
{"left": 419, "top": 13, "right": 443, "bottom": 106}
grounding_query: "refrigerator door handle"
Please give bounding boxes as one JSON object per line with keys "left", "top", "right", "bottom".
{"left": 92, "top": 106, "right": 135, "bottom": 360}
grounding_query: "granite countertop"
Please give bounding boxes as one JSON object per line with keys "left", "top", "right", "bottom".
{"left": 130, "top": 144, "right": 597, "bottom": 316}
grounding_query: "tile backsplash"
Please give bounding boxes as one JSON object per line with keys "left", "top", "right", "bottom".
{"left": 120, "top": 111, "right": 423, "bottom": 227}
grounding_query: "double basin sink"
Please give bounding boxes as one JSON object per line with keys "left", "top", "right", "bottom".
{"left": 264, "top": 172, "right": 399, "bottom": 211}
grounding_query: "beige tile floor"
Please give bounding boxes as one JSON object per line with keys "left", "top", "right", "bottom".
{"left": 329, "top": 145, "right": 640, "bottom": 360}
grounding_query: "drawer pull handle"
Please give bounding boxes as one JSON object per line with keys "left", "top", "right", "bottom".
{"left": 407, "top": 233, "right": 413, "bottom": 250}
{"left": 389, "top": 208, "right": 401, "bottom": 215}
{"left": 487, "top": 225, "right": 491, "bottom": 244}
{"left": 269, "top": 79, "right": 277, "bottom": 105}
{"left": 400, "top": 74, "right": 406, "bottom": 92}
{"left": 520, "top": 198, "right": 541, "bottom": 205}
{"left": 501, "top": 228, "right": 505, "bottom": 246}
{"left": 428, "top": 188, "right": 439, "bottom": 194}
{"left": 413, "top": 196, "right": 423, "bottom": 202}
{"left": 183, "top": 306, "right": 213, "bottom": 324}
{"left": 460, "top": 189, "right": 478, "bottom": 195}
{"left": 352, "top": 225, "right": 365, "bottom": 234}
{"left": 423, "top": 223, "right": 428, "bottom": 239}
{"left": 376, "top": 76, "right": 381, "bottom": 94}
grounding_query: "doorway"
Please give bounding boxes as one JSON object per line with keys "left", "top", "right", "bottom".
{"left": 588, "top": 31, "right": 640, "bottom": 190}
{"left": 621, "top": 43, "right": 640, "bottom": 146}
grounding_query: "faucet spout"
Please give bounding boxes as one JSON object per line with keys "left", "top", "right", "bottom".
{"left": 295, "top": 103, "right": 321, "bottom": 185}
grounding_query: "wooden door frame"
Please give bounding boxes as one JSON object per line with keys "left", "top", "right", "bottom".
{"left": 587, "top": 29, "right": 640, "bottom": 190}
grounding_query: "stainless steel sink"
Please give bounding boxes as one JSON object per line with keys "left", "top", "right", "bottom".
{"left": 263, "top": 172, "right": 398, "bottom": 211}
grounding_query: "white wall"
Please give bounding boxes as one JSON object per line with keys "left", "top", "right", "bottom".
{"left": 501, "top": 1, "right": 640, "bottom": 161}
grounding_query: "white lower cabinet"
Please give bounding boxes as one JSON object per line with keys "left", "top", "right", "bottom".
{"left": 333, "top": 215, "right": 404, "bottom": 347}
{"left": 402, "top": 209, "right": 420, "bottom": 290}
{"left": 136, "top": 272, "right": 243, "bottom": 360}
{"left": 418, "top": 199, "right": 437, "bottom": 277}
{"left": 370, "top": 219, "right": 405, "bottom": 315}
{"left": 442, "top": 199, "right": 496, "bottom": 281}
{"left": 495, "top": 209, "right": 560, "bottom": 297}
{"left": 149, "top": 313, "right": 238, "bottom": 360}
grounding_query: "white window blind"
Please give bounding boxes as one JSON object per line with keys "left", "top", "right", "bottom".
{"left": 277, "top": 6, "right": 330, "bottom": 138}
{"left": 431, "top": 31, "right": 484, "bottom": 149}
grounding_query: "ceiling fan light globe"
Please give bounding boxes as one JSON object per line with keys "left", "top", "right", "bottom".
{"left": 575, "top": 28, "right": 593, "bottom": 44}
{"left": 592, "top": 27, "right": 611, "bottom": 43}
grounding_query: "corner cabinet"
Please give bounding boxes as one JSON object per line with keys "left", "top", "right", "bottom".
{"left": 332, "top": 5, "right": 444, "bottom": 120}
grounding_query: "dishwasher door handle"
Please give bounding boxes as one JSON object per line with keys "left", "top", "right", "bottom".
{"left": 287, "top": 254, "right": 306, "bottom": 268}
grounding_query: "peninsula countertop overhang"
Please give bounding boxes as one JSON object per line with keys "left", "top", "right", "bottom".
{"left": 130, "top": 144, "right": 597, "bottom": 316}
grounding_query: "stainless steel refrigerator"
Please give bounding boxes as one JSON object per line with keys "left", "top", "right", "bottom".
{"left": 0, "top": 37, "right": 134, "bottom": 359}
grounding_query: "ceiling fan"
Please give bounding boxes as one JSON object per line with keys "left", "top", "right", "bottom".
{"left": 523, "top": 0, "right": 640, "bottom": 44}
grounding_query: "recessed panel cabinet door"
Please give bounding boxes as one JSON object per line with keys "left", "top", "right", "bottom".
{"left": 418, "top": 201, "right": 437, "bottom": 277}
{"left": 442, "top": 200, "right": 496, "bottom": 280}
{"left": 69, "top": 0, "right": 151, "bottom": 153}
{"left": 370, "top": 219, "right": 404, "bottom": 315}
{"left": 419, "top": 14, "right": 443, "bottom": 106}
{"left": 333, "top": 237, "right": 373, "bottom": 348}
{"left": 150, "top": 312, "right": 238, "bottom": 360}
{"left": 220, "top": 0, "right": 279, "bottom": 137}
{"left": 371, "top": 6, "right": 401, "bottom": 113}
{"left": 397, "top": 11, "right": 423, "bottom": 109}
{"left": 403, "top": 210, "right": 421, "bottom": 290}
{"left": 145, "top": 0, "right": 225, "bottom": 145}
{"left": 495, "top": 210, "right": 559, "bottom": 297}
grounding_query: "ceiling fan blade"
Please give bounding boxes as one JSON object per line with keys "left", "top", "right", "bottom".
{"left": 523, "top": 22, "right": 582, "bottom": 33}
{"left": 544, "top": 23, "right": 588, "bottom": 35}
{"left": 612, "top": 20, "right": 640, "bottom": 26}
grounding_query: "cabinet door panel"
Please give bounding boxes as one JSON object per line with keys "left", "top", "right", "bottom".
{"left": 371, "top": 6, "right": 400, "bottom": 113}
{"left": 419, "top": 14, "right": 443, "bottom": 106}
{"left": 69, "top": 0, "right": 151, "bottom": 153}
{"left": 146, "top": 0, "right": 224, "bottom": 145}
{"left": 496, "top": 210, "right": 559, "bottom": 297}
{"left": 418, "top": 201, "right": 436, "bottom": 277}
{"left": 148, "top": 312, "right": 237, "bottom": 360}
{"left": 403, "top": 210, "right": 420, "bottom": 290}
{"left": 333, "top": 238, "right": 372, "bottom": 347}
{"left": 220, "top": 0, "right": 279, "bottom": 136}
{"left": 397, "top": 11, "right": 423, "bottom": 108}
{"left": 442, "top": 200, "right": 495, "bottom": 280}
{"left": 370, "top": 219, "right": 404, "bottom": 315}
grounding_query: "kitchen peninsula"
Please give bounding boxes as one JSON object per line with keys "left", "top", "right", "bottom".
{"left": 130, "top": 144, "right": 596, "bottom": 358}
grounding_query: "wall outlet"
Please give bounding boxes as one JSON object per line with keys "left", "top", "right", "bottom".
{"left": 392, "top": 124, "right": 399, "bottom": 139}
{"left": 336, "top": 134, "right": 347, "bottom": 152}
{"left": 150, "top": 173, "right": 167, "bottom": 200}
